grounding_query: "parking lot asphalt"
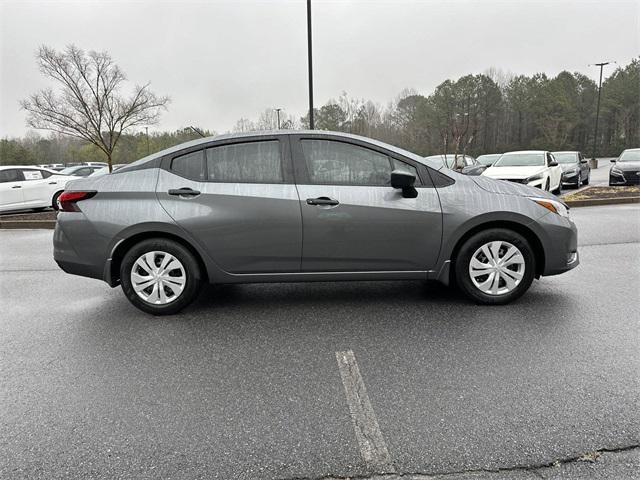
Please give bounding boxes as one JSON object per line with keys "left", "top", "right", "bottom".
{"left": 1, "top": 205, "right": 639, "bottom": 480}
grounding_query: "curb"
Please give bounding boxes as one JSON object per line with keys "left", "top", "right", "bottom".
{"left": 0, "top": 220, "right": 56, "bottom": 229}
{"left": 565, "top": 196, "right": 640, "bottom": 208}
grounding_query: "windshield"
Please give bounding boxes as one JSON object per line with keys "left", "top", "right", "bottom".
{"left": 494, "top": 153, "right": 545, "bottom": 167}
{"left": 552, "top": 152, "right": 578, "bottom": 164}
{"left": 59, "top": 167, "right": 80, "bottom": 175}
{"left": 476, "top": 154, "right": 501, "bottom": 166}
{"left": 424, "top": 155, "right": 469, "bottom": 168}
{"left": 619, "top": 149, "right": 640, "bottom": 162}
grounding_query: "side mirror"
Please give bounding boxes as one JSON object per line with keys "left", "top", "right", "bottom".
{"left": 610, "top": 159, "right": 617, "bottom": 163}
{"left": 549, "top": 161, "right": 558, "bottom": 167}
{"left": 390, "top": 169, "right": 417, "bottom": 198}
{"left": 580, "top": 159, "right": 587, "bottom": 164}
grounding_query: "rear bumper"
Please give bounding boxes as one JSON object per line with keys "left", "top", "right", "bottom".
{"left": 53, "top": 215, "right": 106, "bottom": 282}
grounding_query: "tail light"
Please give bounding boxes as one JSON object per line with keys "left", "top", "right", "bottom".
{"left": 57, "top": 191, "right": 97, "bottom": 212}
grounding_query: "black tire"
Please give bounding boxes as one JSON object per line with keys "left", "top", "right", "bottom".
{"left": 454, "top": 228, "right": 536, "bottom": 305}
{"left": 120, "top": 238, "right": 202, "bottom": 315}
{"left": 32, "top": 207, "right": 47, "bottom": 212}
{"left": 52, "top": 190, "right": 63, "bottom": 210}
{"left": 583, "top": 173, "right": 589, "bottom": 185}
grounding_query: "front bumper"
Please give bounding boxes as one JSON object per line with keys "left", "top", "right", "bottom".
{"left": 609, "top": 169, "right": 640, "bottom": 186}
{"left": 561, "top": 171, "right": 580, "bottom": 185}
{"left": 534, "top": 212, "right": 579, "bottom": 276}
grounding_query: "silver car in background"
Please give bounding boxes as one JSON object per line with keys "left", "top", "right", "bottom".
{"left": 54, "top": 131, "right": 579, "bottom": 315}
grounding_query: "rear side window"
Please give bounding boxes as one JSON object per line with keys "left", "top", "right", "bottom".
{"left": 40, "top": 170, "right": 52, "bottom": 178}
{"left": 22, "top": 170, "right": 44, "bottom": 180}
{"left": 301, "top": 139, "right": 392, "bottom": 185}
{"left": 0, "top": 169, "right": 22, "bottom": 183}
{"left": 205, "top": 141, "right": 282, "bottom": 183}
{"left": 171, "top": 150, "right": 205, "bottom": 180}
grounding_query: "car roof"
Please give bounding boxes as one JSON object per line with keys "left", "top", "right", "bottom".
{"left": 503, "top": 150, "right": 547, "bottom": 154}
{"left": 622, "top": 148, "right": 640, "bottom": 152}
{"left": 123, "top": 130, "right": 440, "bottom": 170}
{"left": 552, "top": 151, "right": 579, "bottom": 154}
{"left": 0, "top": 165, "right": 55, "bottom": 170}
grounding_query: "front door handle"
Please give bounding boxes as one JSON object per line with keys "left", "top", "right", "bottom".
{"left": 168, "top": 187, "right": 201, "bottom": 197}
{"left": 48, "top": 182, "right": 57, "bottom": 185}
{"left": 11, "top": 185, "right": 21, "bottom": 189}
{"left": 306, "top": 196, "right": 339, "bottom": 206}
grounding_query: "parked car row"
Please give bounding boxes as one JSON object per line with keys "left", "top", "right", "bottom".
{"left": 0, "top": 163, "right": 122, "bottom": 213}
{"left": 37, "top": 161, "right": 108, "bottom": 171}
{"left": 428, "top": 150, "right": 592, "bottom": 194}
{"left": 0, "top": 166, "right": 76, "bottom": 213}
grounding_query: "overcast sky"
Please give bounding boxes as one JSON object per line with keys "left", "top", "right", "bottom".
{"left": 1, "top": 0, "right": 638, "bottom": 137}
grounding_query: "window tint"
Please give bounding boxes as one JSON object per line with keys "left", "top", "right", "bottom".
{"left": 171, "top": 150, "right": 205, "bottom": 180}
{"left": 301, "top": 139, "right": 393, "bottom": 185}
{"left": 391, "top": 158, "right": 418, "bottom": 178}
{"left": 0, "top": 169, "right": 21, "bottom": 183}
{"left": 40, "top": 170, "right": 52, "bottom": 178}
{"left": 205, "top": 141, "right": 282, "bottom": 183}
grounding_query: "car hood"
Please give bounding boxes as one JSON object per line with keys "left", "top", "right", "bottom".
{"left": 483, "top": 165, "right": 545, "bottom": 179}
{"left": 613, "top": 161, "right": 640, "bottom": 171}
{"left": 560, "top": 163, "right": 579, "bottom": 172}
{"left": 471, "top": 175, "right": 557, "bottom": 200}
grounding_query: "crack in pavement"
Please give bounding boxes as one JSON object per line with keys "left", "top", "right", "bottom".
{"left": 278, "top": 444, "right": 640, "bottom": 480}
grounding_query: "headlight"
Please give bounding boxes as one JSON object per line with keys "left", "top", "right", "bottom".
{"left": 563, "top": 168, "right": 577, "bottom": 175}
{"left": 525, "top": 173, "right": 544, "bottom": 183}
{"left": 529, "top": 197, "right": 570, "bottom": 217}
{"left": 611, "top": 167, "right": 624, "bottom": 175}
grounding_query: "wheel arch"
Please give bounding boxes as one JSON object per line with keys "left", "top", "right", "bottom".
{"left": 106, "top": 227, "right": 210, "bottom": 287}
{"left": 446, "top": 219, "right": 546, "bottom": 284}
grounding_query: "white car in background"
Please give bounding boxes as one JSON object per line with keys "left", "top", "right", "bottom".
{"left": 0, "top": 166, "right": 77, "bottom": 213}
{"left": 482, "top": 150, "right": 562, "bottom": 193}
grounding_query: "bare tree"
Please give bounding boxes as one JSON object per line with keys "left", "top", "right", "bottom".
{"left": 21, "top": 45, "right": 169, "bottom": 171}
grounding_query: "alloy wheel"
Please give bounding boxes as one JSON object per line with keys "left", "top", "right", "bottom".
{"left": 468, "top": 241, "right": 525, "bottom": 296}
{"left": 131, "top": 251, "right": 186, "bottom": 304}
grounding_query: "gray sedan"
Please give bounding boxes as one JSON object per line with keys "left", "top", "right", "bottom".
{"left": 53, "top": 131, "right": 579, "bottom": 315}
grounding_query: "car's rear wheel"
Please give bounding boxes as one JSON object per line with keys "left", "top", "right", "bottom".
{"left": 454, "top": 228, "right": 536, "bottom": 305}
{"left": 120, "top": 238, "right": 202, "bottom": 315}
{"left": 52, "top": 190, "right": 63, "bottom": 210}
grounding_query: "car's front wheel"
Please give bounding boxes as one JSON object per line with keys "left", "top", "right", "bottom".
{"left": 454, "top": 228, "right": 536, "bottom": 305}
{"left": 52, "top": 190, "right": 63, "bottom": 210}
{"left": 120, "top": 238, "right": 202, "bottom": 315}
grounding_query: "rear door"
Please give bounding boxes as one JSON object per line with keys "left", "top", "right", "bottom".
{"left": 292, "top": 135, "right": 442, "bottom": 272}
{"left": 0, "top": 169, "right": 25, "bottom": 211}
{"left": 20, "top": 169, "right": 52, "bottom": 207}
{"left": 157, "top": 135, "right": 302, "bottom": 274}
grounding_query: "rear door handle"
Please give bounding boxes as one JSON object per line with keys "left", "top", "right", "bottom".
{"left": 306, "top": 196, "right": 339, "bottom": 206}
{"left": 11, "top": 185, "right": 21, "bottom": 189}
{"left": 48, "top": 182, "right": 57, "bottom": 185}
{"left": 168, "top": 187, "right": 201, "bottom": 197}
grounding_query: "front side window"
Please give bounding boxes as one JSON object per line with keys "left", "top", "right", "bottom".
{"left": 0, "top": 169, "right": 22, "bottom": 183}
{"left": 205, "top": 141, "right": 282, "bottom": 183}
{"left": 171, "top": 150, "right": 205, "bottom": 180}
{"left": 301, "top": 139, "right": 393, "bottom": 185}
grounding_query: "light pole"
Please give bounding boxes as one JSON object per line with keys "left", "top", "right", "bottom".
{"left": 590, "top": 61, "right": 614, "bottom": 164}
{"left": 307, "top": 0, "right": 314, "bottom": 129}
{"left": 275, "top": 108, "right": 282, "bottom": 129}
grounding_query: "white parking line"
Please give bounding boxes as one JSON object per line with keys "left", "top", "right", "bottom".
{"left": 335, "top": 350, "right": 394, "bottom": 473}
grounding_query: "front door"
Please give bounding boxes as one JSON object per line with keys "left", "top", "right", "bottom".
{"left": 157, "top": 136, "right": 302, "bottom": 274}
{"left": 292, "top": 136, "right": 442, "bottom": 272}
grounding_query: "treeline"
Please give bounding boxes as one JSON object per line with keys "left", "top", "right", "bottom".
{"left": 1, "top": 59, "right": 638, "bottom": 166}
